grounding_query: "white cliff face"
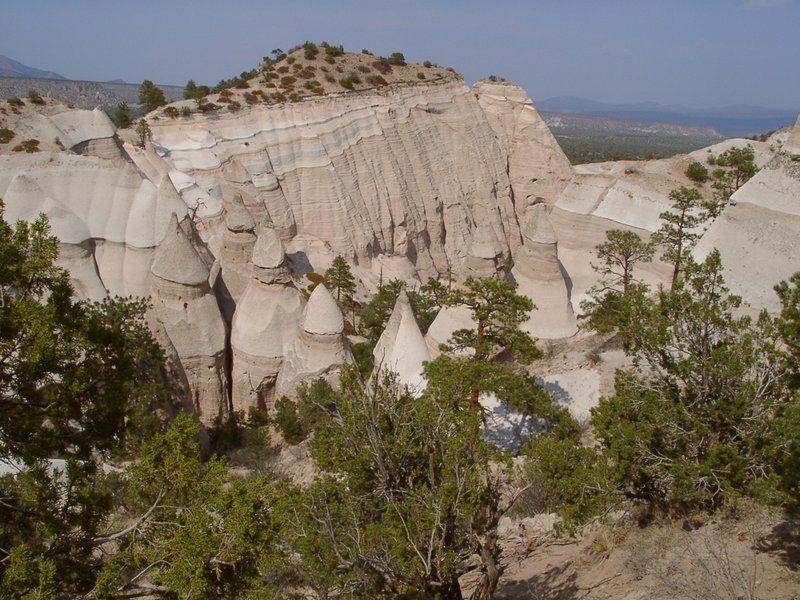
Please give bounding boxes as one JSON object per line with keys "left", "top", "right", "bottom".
{"left": 148, "top": 79, "right": 553, "bottom": 279}
{"left": 230, "top": 226, "right": 305, "bottom": 414}
{"left": 217, "top": 194, "right": 257, "bottom": 320}
{"left": 149, "top": 214, "right": 229, "bottom": 426}
{"left": 373, "top": 291, "right": 431, "bottom": 394}
{"left": 474, "top": 80, "right": 573, "bottom": 211}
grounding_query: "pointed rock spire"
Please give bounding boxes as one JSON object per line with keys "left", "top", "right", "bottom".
{"left": 225, "top": 195, "right": 256, "bottom": 233}
{"left": 373, "top": 291, "right": 430, "bottom": 393}
{"left": 304, "top": 284, "right": 344, "bottom": 335}
{"left": 151, "top": 213, "right": 209, "bottom": 286}
{"left": 522, "top": 203, "right": 557, "bottom": 245}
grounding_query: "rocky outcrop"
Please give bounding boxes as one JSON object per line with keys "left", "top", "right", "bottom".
{"left": 785, "top": 114, "right": 800, "bottom": 155}
{"left": 230, "top": 225, "right": 305, "bottom": 415}
{"left": 373, "top": 291, "right": 430, "bottom": 393}
{"left": 513, "top": 204, "right": 577, "bottom": 339}
{"left": 217, "top": 194, "right": 257, "bottom": 320}
{"left": 474, "top": 80, "right": 573, "bottom": 210}
{"left": 148, "top": 79, "right": 560, "bottom": 278}
{"left": 149, "top": 214, "right": 229, "bottom": 426}
{"left": 277, "top": 284, "right": 352, "bottom": 397}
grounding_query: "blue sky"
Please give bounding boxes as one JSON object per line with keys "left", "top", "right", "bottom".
{"left": 4, "top": 0, "right": 799, "bottom": 108}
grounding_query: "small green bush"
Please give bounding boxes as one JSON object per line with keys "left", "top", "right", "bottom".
{"left": 361, "top": 48, "right": 373, "bottom": 55}
{"left": 417, "top": 72, "right": 425, "bottom": 79}
{"left": 387, "top": 52, "right": 406, "bottom": 66}
{"left": 163, "top": 106, "right": 179, "bottom": 118}
{"left": 0, "top": 128, "right": 15, "bottom": 144}
{"left": 303, "top": 41, "right": 318, "bottom": 60}
{"left": 277, "top": 65, "right": 289, "bottom": 73}
{"left": 180, "top": 106, "right": 191, "bottom": 117}
{"left": 423, "top": 60, "right": 433, "bottom": 68}
{"left": 26, "top": 90, "right": 45, "bottom": 105}
{"left": 272, "top": 93, "right": 287, "bottom": 103}
{"left": 227, "top": 101, "right": 241, "bottom": 111}
{"left": 288, "top": 92, "right": 301, "bottom": 103}
{"left": 372, "top": 58, "right": 392, "bottom": 74}
{"left": 324, "top": 56, "right": 336, "bottom": 65}
{"left": 7, "top": 97, "right": 24, "bottom": 108}
{"left": 274, "top": 396, "right": 306, "bottom": 445}
{"left": 685, "top": 161, "right": 709, "bottom": 183}
{"left": 325, "top": 44, "right": 344, "bottom": 57}
{"left": 280, "top": 76, "right": 297, "bottom": 86}
{"left": 366, "top": 75, "right": 388, "bottom": 86}
{"left": 339, "top": 77, "right": 355, "bottom": 90}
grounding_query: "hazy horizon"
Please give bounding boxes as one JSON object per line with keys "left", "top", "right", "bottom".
{"left": 4, "top": 0, "right": 800, "bottom": 110}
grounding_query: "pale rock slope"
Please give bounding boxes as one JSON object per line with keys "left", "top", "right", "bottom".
{"left": 217, "top": 194, "right": 257, "bottom": 320}
{"left": 277, "top": 283, "right": 353, "bottom": 397}
{"left": 230, "top": 225, "right": 305, "bottom": 414}
{"left": 373, "top": 291, "right": 431, "bottom": 393}
{"left": 149, "top": 214, "right": 229, "bottom": 425}
{"left": 694, "top": 120, "right": 800, "bottom": 311}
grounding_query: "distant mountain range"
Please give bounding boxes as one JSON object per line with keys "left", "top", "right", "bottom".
{"left": 0, "top": 54, "right": 66, "bottom": 80}
{"left": 537, "top": 96, "right": 798, "bottom": 138}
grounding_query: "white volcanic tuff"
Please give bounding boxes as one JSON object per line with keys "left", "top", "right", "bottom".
{"left": 149, "top": 80, "right": 523, "bottom": 277}
{"left": 512, "top": 204, "right": 578, "bottom": 339}
{"left": 0, "top": 152, "right": 189, "bottom": 298}
{"left": 149, "top": 214, "right": 229, "bottom": 426}
{"left": 373, "top": 291, "right": 431, "bottom": 393}
{"left": 230, "top": 226, "right": 306, "bottom": 414}
{"left": 694, "top": 154, "right": 800, "bottom": 312}
{"left": 784, "top": 115, "right": 800, "bottom": 155}
{"left": 218, "top": 195, "right": 257, "bottom": 315}
{"left": 11, "top": 108, "right": 116, "bottom": 151}
{"left": 276, "top": 284, "right": 352, "bottom": 397}
{"left": 474, "top": 80, "right": 573, "bottom": 209}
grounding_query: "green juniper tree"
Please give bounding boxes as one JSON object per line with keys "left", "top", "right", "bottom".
{"left": 138, "top": 79, "right": 166, "bottom": 113}
{"left": 112, "top": 101, "right": 131, "bottom": 128}
{"left": 323, "top": 255, "right": 356, "bottom": 304}
{"left": 656, "top": 186, "right": 713, "bottom": 288}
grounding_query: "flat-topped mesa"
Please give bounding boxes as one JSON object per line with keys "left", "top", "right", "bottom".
{"left": 218, "top": 195, "right": 257, "bottom": 314}
{"left": 149, "top": 213, "right": 229, "bottom": 426}
{"left": 473, "top": 80, "right": 573, "bottom": 212}
{"left": 464, "top": 220, "right": 505, "bottom": 279}
{"left": 372, "top": 291, "right": 431, "bottom": 394}
{"left": 230, "top": 224, "right": 305, "bottom": 414}
{"left": 512, "top": 203, "right": 577, "bottom": 339}
{"left": 276, "top": 283, "right": 352, "bottom": 397}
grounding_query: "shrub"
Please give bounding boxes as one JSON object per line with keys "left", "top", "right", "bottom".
{"left": 7, "top": 97, "right": 24, "bottom": 107}
{"left": 361, "top": 48, "right": 373, "bottom": 55}
{"left": 12, "top": 138, "right": 40, "bottom": 153}
{"left": 707, "top": 155, "right": 717, "bottom": 165}
{"left": 198, "top": 100, "right": 220, "bottom": 113}
{"left": 417, "top": 72, "right": 425, "bottom": 79}
{"left": 685, "top": 161, "right": 709, "bottom": 183}
{"left": 387, "top": 52, "right": 406, "bottom": 66}
{"left": 227, "top": 101, "right": 241, "bottom": 111}
{"left": 335, "top": 66, "right": 344, "bottom": 73}
{"left": 113, "top": 101, "right": 132, "bottom": 128}
{"left": 302, "top": 41, "right": 318, "bottom": 60}
{"left": 218, "top": 89, "right": 233, "bottom": 101}
{"left": 339, "top": 76, "right": 356, "bottom": 90}
{"left": 292, "top": 63, "right": 303, "bottom": 72}
{"left": 288, "top": 93, "right": 301, "bottom": 103}
{"left": 366, "top": 75, "right": 388, "bottom": 86}
{"left": 324, "top": 56, "right": 336, "bottom": 65}
{"left": 265, "top": 82, "right": 276, "bottom": 88}
{"left": 274, "top": 396, "right": 306, "bottom": 444}
{"left": 280, "top": 75, "right": 297, "bottom": 86}
{"left": 303, "top": 80, "right": 321, "bottom": 90}
{"left": 356, "top": 64, "right": 370, "bottom": 74}
{"left": 372, "top": 58, "right": 392, "bottom": 74}
{"left": 423, "top": 60, "right": 433, "bottom": 68}
{"left": 286, "top": 56, "right": 296, "bottom": 65}
{"left": 180, "top": 106, "right": 191, "bottom": 117}
{"left": 272, "top": 93, "right": 287, "bottom": 103}
{"left": 325, "top": 44, "right": 344, "bottom": 57}
{"left": 26, "top": 89, "right": 45, "bottom": 105}
{"left": 312, "top": 87, "right": 324, "bottom": 96}
{"left": 243, "top": 91, "right": 260, "bottom": 104}
{"left": 164, "top": 106, "right": 179, "bottom": 118}
{"left": 324, "top": 74, "right": 335, "bottom": 83}
{"left": 277, "top": 65, "right": 289, "bottom": 73}
{"left": 0, "top": 128, "right": 14, "bottom": 144}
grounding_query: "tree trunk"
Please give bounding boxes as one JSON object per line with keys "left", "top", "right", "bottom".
{"left": 470, "top": 531, "right": 501, "bottom": 600}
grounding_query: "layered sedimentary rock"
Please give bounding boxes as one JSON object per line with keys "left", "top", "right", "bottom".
{"left": 147, "top": 78, "right": 571, "bottom": 278}
{"left": 149, "top": 214, "right": 229, "bottom": 426}
{"left": 10, "top": 107, "right": 120, "bottom": 158}
{"left": 512, "top": 203, "right": 577, "bottom": 339}
{"left": 474, "top": 80, "right": 573, "bottom": 210}
{"left": 217, "top": 194, "right": 257, "bottom": 319}
{"left": 230, "top": 225, "right": 305, "bottom": 414}
{"left": 373, "top": 291, "right": 431, "bottom": 393}
{"left": 694, "top": 149, "right": 800, "bottom": 312}
{"left": 277, "top": 284, "right": 352, "bottom": 396}
{"left": 463, "top": 207, "right": 506, "bottom": 279}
